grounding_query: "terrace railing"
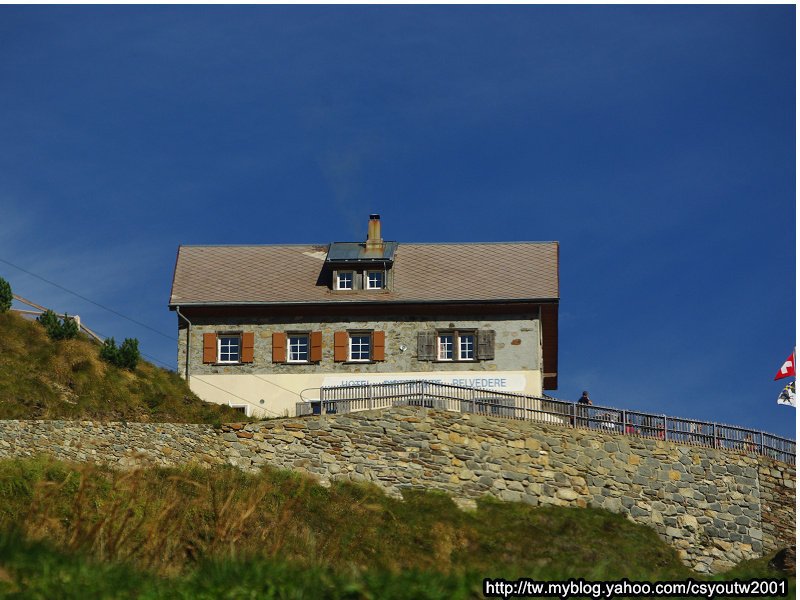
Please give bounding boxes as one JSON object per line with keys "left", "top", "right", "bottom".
{"left": 295, "top": 380, "right": 795, "bottom": 465}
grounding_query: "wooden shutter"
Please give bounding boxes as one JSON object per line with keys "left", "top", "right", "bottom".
{"left": 202, "top": 333, "right": 217, "bottom": 364}
{"left": 241, "top": 332, "right": 255, "bottom": 363}
{"left": 272, "top": 332, "right": 287, "bottom": 363}
{"left": 334, "top": 331, "right": 348, "bottom": 362}
{"left": 417, "top": 331, "right": 436, "bottom": 361}
{"left": 372, "top": 331, "right": 385, "bottom": 361}
{"left": 476, "top": 330, "right": 496, "bottom": 360}
{"left": 310, "top": 331, "right": 322, "bottom": 362}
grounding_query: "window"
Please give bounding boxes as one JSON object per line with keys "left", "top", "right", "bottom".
{"left": 459, "top": 333, "right": 475, "bottom": 360}
{"left": 366, "top": 270, "right": 384, "bottom": 289}
{"left": 273, "top": 331, "right": 321, "bottom": 363}
{"left": 204, "top": 332, "right": 253, "bottom": 365}
{"left": 334, "top": 330, "right": 384, "bottom": 362}
{"left": 437, "top": 330, "right": 475, "bottom": 361}
{"left": 288, "top": 334, "right": 309, "bottom": 363}
{"left": 418, "top": 329, "right": 493, "bottom": 362}
{"left": 336, "top": 272, "right": 354, "bottom": 290}
{"left": 218, "top": 335, "right": 241, "bottom": 363}
{"left": 349, "top": 333, "right": 372, "bottom": 361}
{"left": 438, "top": 333, "right": 453, "bottom": 360}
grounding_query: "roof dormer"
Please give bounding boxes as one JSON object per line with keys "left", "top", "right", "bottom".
{"left": 326, "top": 215, "right": 397, "bottom": 291}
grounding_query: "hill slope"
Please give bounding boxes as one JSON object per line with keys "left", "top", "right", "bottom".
{"left": 0, "top": 458, "right": 791, "bottom": 599}
{"left": 0, "top": 312, "right": 244, "bottom": 423}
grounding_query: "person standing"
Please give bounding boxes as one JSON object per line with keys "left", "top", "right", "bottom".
{"left": 577, "top": 391, "right": 592, "bottom": 427}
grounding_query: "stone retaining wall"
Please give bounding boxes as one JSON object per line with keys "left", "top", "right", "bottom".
{"left": 0, "top": 409, "right": 794, "bottom": 573}
{"left": 758, "top": 458, "right": 795, "bottom": 552}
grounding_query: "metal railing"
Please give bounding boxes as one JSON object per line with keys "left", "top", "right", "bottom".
{"left": 294, "top": 380, "right": 796, "bottom": 464}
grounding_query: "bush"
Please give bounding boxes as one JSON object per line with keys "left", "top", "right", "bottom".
{"left": 36, "top": 310, "right": 78, "bottom": 340}
{"left": 99, "top": 337, "right": 119, "bottom": 364}
{"left": 0, "top": 276, "right": 11, "bottom": 313}
{"left": 60, "top": 314, "right": 79, "bottom": 339}
{"left": 119, "top": 338, "right": 140, "bottom": 370}
{"left": 99, "top": 337, "right": 140, "bottom": 371}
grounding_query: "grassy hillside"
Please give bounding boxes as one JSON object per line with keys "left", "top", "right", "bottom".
{"left": 0, "top": 458, "right": 685, "bottom": 577}
{"left": 0, "top": 312, "right": 244, "bottom": 423}
{"left": 0, "top": 458, "right": 791, "bottom": 599}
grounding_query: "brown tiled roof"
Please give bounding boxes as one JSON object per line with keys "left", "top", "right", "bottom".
{"left": 169, "top": 242, "right": 559, "bottom": 306}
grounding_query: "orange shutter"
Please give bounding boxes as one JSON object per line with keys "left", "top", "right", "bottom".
{"left": 372, "top": 331, "right": 385, "bottom": 361}
{"left": 203, "top": 333, "right": 217, "bottom": 364}
{"left": 334, "top": 331, "right": 348, "bottom": 362}
{"left": 241, "top": 332, "right": 255, "bottom": 363}
{"left": 310, "top": 331, "right": 322, "bottom": 362}
{"left": 272, "top": 332, "right": 287, "bottom": 363}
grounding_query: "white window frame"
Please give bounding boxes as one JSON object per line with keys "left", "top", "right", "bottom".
{"left": 348, "top": 333, "right": 372, "bottom": 362}
{"left": 336, "top": 271, "right": 354, "bottom": 290}
{"left": 217, "top": 334, "right": 242, "bottom": 364}
{"left": 365, "top": 270, "right": 384, "bottom": 290}
{"left": 459, "top": 332, "right": 475, "bottom": 361}
{"left": 287, "top": 333, "right": 310, "bottom": 363}
{"left": 437, "top": 330, "right": 475, "bottom": 362}
{"left": 437, "top": 333, "right": 454, "bottom": 361}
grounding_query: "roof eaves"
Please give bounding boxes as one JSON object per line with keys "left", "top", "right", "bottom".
{"left": 168, "top": 297, "right": 560, "bottom": 310}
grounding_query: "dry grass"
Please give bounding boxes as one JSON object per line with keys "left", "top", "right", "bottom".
{"left": 0, "top": 457, "right": 690, "bottom": 580}
{"left": 1, "top": 458, "right": 792, "bottom": 599}
{"left": 0, "top": 312, "right": 245, "bottom": 423}
{"left": 17, "top": 463, "right": 313, "bottom": 574}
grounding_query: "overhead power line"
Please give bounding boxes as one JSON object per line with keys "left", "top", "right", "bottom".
{"left": 0, "top": 256, "right": 175, "bottom": 341}
{"left": 192, "top": 377, "right": 283, "bottom": 417}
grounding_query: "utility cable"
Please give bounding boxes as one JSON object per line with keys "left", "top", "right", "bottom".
{"left": 190, "top": 376, "right": 283, "bottom": 417}
{"left": 71, "top": 321, "right": 177, "bottom": 371}
{"left": 253, "top": 373, "right": 306, "bottom": 399}
{"left": 1, "top": 259, "right": 308, "bottom": 416}
{"left": 0, "top": 256, "right": 175, "bottom": 340}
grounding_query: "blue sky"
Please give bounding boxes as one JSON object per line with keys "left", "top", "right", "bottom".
{"left": 0, "top": 6, "right": 795, "bottom": 438}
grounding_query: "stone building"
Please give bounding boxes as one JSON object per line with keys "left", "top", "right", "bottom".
{"left": 168, "top": 215, "right": 559, "bottom": 417}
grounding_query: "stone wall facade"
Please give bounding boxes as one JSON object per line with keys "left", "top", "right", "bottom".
{"left": 0, "top": 409, "right": 794, "bottom": 574}
{"left": 179, "top": 314, "right": 541, "bottom": 376}
{"left": 178, "top": 312, "right": 545, "bottom": 417}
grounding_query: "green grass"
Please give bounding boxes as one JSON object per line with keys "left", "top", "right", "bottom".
{"left": 0, "top": 528, "right": 791, "bottom": 600}
{"left": 0, "top": 534, "right": 482, "bottom": 599}
{"left": 0, "top": 458, "right": 792, "bottom": 599}
{"left": 0, "top": 312, "right": 245, "bottom": 423}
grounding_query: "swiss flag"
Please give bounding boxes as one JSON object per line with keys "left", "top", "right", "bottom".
{"left": 774, "top": 352, "right": 795, "bottom": 380}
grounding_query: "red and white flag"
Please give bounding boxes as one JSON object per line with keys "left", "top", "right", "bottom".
{"left": 774, "top": 352, "right": 795, "bottom": 380}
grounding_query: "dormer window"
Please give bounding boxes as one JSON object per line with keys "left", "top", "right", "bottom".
{"left": 336, "top": 271, "right": 354, "bottom": 290}
{"left": 327, "top": 215, "right": 397, "bottom": 292}
{"left": 366, "top": 271, "right": 384, "bottom": 290}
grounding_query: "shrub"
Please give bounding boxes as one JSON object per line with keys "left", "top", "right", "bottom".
{"left": 37, "top": 310, "right": 61, "bottom": 337}
{"left": 60, "top": 314, "right": 79, "bottom": 339}
{"left": 99, "top": 337, "right": 140, "bottom": 371}
{"left": 100, "top": 337, "right": 119, "bottom": 364}
{"left": 0, "top": 276, "right": 11, "bottom": 313}
{"left": 36, "top": 310, "right": 79, "bottom": 340}
{"left": 118, "top": 338, "right": 140, "bottom": 370}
